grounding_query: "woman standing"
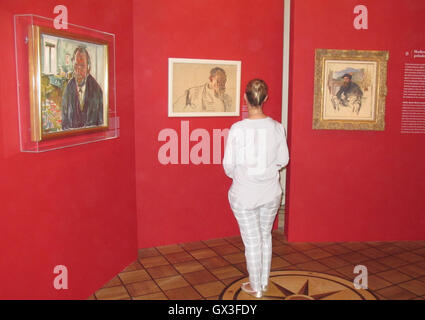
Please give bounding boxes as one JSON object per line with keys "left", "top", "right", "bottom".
{"left": 223, "top": 79, "right": 289, "bottom": 298}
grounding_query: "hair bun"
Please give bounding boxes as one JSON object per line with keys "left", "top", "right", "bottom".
{"left": 245, "top": 79, "right": 268, "bottom": 107}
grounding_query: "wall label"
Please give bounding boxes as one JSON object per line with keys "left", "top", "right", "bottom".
{"left": 401, "top": 55, "right": 425, "bottom": 133}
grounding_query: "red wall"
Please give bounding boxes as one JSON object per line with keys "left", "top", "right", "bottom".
{"left": 133, "top": 0, "right": 285, "bottom": 248}
{"left": 286, "top": 0, "right": 425, "bottom": 241}
{"left": 3, "top": 0, "right": 423, "bottom": 300}
{"left": 0, "top": 0, "right": 137, "bottom": 299}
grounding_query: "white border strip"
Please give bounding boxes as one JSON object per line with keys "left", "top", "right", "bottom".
{"left": 282, "top": 0, "right": 291, "bottom": 130}
{"left": 280, "top": 0, "right": 291, "bottom": 207}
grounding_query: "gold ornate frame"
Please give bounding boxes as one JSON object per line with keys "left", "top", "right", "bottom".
{"left": 313, "top": 49, "right": 389, "bottom": 131}
{"left": 28, "top": 25, "right": 109, "bottom": 141}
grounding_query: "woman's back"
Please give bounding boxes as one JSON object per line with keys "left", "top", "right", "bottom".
{"left": 223, "top": 116, "right": 289, "bottom": 209}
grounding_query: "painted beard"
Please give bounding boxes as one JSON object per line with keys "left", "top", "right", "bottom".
{"left": 77, "top": 77, "right": 86, "bottom": 87}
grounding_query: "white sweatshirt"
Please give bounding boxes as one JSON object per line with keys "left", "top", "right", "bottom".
{"left": 223, "top": 117, "right": 289, "bottom": 210}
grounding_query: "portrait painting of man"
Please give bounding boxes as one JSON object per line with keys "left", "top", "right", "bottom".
{"left": 322, "top": 60, "right": 377, "bottom": 121}
{"left": 61, "top": 46, "right": 104, "bottom": 130}
{"left": 28, "top": 26, "right": 109, "bottom": 141}
{"left": 169, "top": 58, "right": 241, "bottom": 117}
{"left": 313, "top": 49, "right": 389, "bottom": 131}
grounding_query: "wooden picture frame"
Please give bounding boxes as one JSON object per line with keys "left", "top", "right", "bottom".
{"left": 28, "top": 25, "right": 109, "bottom": 141}
{"left": 313, "top": 49, "right": 389, "bottom": 131}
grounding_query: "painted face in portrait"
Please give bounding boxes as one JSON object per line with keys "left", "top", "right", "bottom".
{"left": 342, "top": 76, "right": 351, "bottom": 86}
{"left": 74, "top": 51, "right": 89, "bottom": 86}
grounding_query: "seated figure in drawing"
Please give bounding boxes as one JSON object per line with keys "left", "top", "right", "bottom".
{"left": 173, "top": 67, "right": 232, "bottom": 113}
{"left": 332, "top": 73, "right": 363, "bottom": 114}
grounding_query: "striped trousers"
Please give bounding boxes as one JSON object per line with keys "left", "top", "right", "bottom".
{"left": 230, "top": 196, "right": 281, "bottom": 292}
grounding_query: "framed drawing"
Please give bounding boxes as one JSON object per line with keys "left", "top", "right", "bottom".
{"left": 168, "top": 58, "right": 241, "bottom": 117}
{"left": 28, "top": 25, "right": 109, "bottom": 141}
{"left": 313, "top": 49, "right": 389, "bottom": 131}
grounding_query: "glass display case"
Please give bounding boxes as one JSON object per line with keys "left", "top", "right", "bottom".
{"left": 14, "top": 14, "right": 118, "bottom": 152}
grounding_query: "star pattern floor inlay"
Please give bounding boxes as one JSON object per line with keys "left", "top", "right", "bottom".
{"left": 219, "top": 270, "right": 378, "bottom": 300}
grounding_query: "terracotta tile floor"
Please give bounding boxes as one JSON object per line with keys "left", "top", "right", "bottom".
{"left": 90, "top": 230, "right": 425, "bottom": 300}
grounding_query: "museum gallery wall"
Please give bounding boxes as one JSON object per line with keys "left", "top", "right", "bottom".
{"left": 133, "top": 0, "right": 285, "bottom": 248}
{"left": 1, "top": 0, "right": 425, "bottom": 300}
{"left": 0, "top": 0, "right": 137, "bottom": 299}
{"left": 287, "top": 0, "right": 425, "bottom": 241}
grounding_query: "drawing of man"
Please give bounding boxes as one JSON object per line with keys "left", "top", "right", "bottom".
{"left": 334, "top": 73, "right": 363, "bottom": 114}
{"left": 61, "top": 46, "right": 103, "bottom": 130}
{"left": 173, "top": 67, "right": 232, "bottom": 113}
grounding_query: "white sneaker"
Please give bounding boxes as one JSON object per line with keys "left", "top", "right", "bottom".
{"left": 241, "top": 282, "right": 263, "bottom": 298}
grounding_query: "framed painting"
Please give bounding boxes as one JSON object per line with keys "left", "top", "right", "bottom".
{"left": 168, "top": 58, "right": 241, "bottom": 117}
{"left": 313, "top": 49, "right": 389, "bottom": 131}
{"left": 28, "top": 25, "right": 109, "bottom": 141}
